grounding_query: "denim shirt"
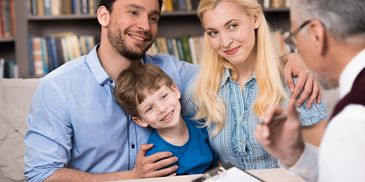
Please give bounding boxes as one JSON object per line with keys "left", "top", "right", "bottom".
{"left": 181, "top": 68, "right": 328, "bottom": 170}
{"left": 24, "top": 45, "right": 199, "bottom": 182}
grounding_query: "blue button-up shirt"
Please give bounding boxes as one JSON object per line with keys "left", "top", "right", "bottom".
{"left": 182, "top": 68, "right": 327, "bottom": 170}
{"left": 24, "top": 45, "right": 199, "bottom": 182}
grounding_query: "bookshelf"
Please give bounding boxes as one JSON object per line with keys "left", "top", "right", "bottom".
{"left": 8, "top": 0, "right": 289, "bottom": 78}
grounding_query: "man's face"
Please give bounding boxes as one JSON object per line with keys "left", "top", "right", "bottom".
{"left": 290, "top": 9, "right": 338, "bottom": 89}
{"left": 107, "top": 0, "right": 160, "bottom": 60}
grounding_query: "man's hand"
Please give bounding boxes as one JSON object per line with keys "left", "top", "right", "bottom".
{"left": 132, "top": 144, "right": 178, "bottom": 178}
{"left": 255, "top": 98, "right": 305, "bottom": 167}
{"left": 282, "top": 53, "right": 322, "bottom": 107}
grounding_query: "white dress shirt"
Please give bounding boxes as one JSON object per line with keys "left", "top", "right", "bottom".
{"left": 286, "top": 48, "right": 365, "bottom": 182}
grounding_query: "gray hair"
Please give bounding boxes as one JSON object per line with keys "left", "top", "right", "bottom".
{"left": 292, "top": 0, "right": 365, "bottom": 41}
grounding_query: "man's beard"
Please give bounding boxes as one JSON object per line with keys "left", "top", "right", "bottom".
{"left": 313, "top": 72, "right": 338, "bottom": 90}
{"left": 108, "top": 29, "right": 154, "bottom": 60}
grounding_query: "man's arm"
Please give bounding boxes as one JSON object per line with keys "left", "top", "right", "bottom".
{"left": 45, "top": 144, "right": 178, "bottom": 182}
{"left": 255, "top": 98, "right": 318, "bottom": 181}
{"left": 282, "top": 53, "right": 322, "bottom": 108}
{"left": 255, "top": 98, "right": 305, "bottom": 166}
{"left": 301, "top": 119, "right": 327, "bottom": 146}
{"left": 25, "top": 80, "right": 178, "bottom": 181}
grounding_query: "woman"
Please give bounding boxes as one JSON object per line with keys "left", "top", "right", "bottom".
{"left": 182, "top": 0, "right": 327, "bottom": 170}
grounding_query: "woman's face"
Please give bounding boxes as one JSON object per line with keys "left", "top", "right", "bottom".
{"left": 202, "top": 1, "right": 259, "bottom": 67}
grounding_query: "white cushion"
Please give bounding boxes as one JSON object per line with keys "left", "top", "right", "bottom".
{"left": 0, "top": 79, "right": 39, "bottom": 182}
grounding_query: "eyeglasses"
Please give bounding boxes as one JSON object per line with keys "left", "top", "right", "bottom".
{"left": 283, "top": 20, "right": 311, "bottom": 52}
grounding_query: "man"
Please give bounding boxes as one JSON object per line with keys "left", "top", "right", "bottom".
{"left": 255, "top": 0, "right": 365, "bottom": 181}
{"left": 24, "top": 0, "right": 321, "bottom": 181}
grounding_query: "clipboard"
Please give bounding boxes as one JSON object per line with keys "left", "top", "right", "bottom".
{"left": 192, "top": 163, "right": 264, "bottom": 182}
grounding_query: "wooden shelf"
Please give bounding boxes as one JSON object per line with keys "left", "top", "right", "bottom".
{"left": 27, "top": 11, "right": 199, "bottom": 21}
{"left": 162, "top": 11, "right": 197, "bottom": 16}
{"left": 264, "top": 7, "right": 290, "bottom": 13}
{"left": 0, "top": 37, "right": 15, "bottom": 43}
{"left": 26, "top": 8, "right": 289, "bottom": 21}
{"left": 28, "top": 15, "right": 97, "bottom": 21}
{"left": 12, "top": 0, "right": 290, "bottom": 78}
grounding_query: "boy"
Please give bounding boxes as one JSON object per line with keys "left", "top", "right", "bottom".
{"left": 114, "top": 64, "right": 217, "bottom": 175}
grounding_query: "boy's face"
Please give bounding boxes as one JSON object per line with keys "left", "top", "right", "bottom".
{"left": 133, "top": 84, "right": 182, "bottom": 130}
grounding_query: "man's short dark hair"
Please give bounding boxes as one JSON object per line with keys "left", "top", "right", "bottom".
{"left": 98, "top": 0, "right": 163, "bottom": 12}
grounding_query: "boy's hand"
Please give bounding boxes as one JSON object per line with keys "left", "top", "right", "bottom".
{"left": 132, "top": 144, "right": 178, "bottom": 178}
{"left": 282, "top": 53, "right": 322, "bottom": 108}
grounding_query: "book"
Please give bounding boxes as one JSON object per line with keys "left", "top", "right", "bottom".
{"left": 180, "top": 35, "right": 192, "bottom": 63}
{"left": 32, "top": 37, "right": 45, "bottom": 77}
{"left": 0, "top": 58, "right": 4, "bottom": 78}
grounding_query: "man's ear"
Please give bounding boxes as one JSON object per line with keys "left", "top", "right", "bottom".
{"left": 171, "top": 84, "right": 181, "bottom": 99}
{"left": 97, "top": 6, "right": 110, "bottom": 27}
{"left": 309, "top": 20, "right": 327, "bottom": 55}
{"left": 132, "top": 116, "right": 149, "bottom": 128}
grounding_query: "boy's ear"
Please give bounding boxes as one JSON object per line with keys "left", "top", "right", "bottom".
{"left": 132, "top": 116, "right": 149, "bottom": 128}
{"left": 171, "top": 84, "right": 181, "bottom": 99}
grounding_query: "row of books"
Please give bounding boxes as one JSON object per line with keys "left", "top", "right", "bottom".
{"left": 0, "top": 58, "right": 18, "bottom": 78}
{"left": 147, "top": 30, "right": 288, "bottom": 65}
{"left": 29, "top": 0, "right": 100, "bottom": 16}
{"left": 29, "top": 34, "right": 98, "bottom": 77}
{"left": 162, "top": 0, "right": 199, "bottom": 12}
{"left": 259, "top": 0, "right": 290, "bottom": 8}
{"left": 0, "top": 0, "right": 15, "bottom": 38}
{"left": 147, "top": 36, "right": 204, "bottom": 65}
{"left": 27, "top": 30, "right": 288, "bottom": 77}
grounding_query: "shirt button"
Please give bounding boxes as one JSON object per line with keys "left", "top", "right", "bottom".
{"left": 109, "top": 80, "right": 114, "bottom": 84}
{"left": 131, "top": 144, "right": 135, "bottom": 149}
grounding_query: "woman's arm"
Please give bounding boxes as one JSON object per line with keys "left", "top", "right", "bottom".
{"left": 282, "top": 53, "right": 322, "bottom": 108}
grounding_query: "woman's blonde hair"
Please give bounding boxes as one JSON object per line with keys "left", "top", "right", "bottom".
{"left": 193, "top": 0, "right": 287, "bottom": 136}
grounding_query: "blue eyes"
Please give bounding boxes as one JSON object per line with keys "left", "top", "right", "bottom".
{"left": 206, "top": 24, "right": 238, "bottom": 38}
{"left": 207, "top": 31, "right": 218, "bottom": 37}
{"left": 228, "top": 24, "right": 237, "bottom": 29}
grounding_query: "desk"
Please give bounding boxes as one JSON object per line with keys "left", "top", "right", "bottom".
{"left": 113, "top": 168, "right": 304, "bottom": 182}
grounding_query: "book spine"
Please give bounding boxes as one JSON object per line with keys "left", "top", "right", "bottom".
{"left": 32, "top": 37, "right": 45, "bottom": 77}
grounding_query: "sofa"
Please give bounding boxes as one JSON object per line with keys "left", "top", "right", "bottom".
{"left": 0, "top": 79, "right": 39, "bottom": 182}
{"left": 0, "top": 78, "right": 339, "bottom": 181}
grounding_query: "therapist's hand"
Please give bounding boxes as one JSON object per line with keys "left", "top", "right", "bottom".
{"left": 132, "top": 144, "right": 178, "bottom": 178}
{"left": 282, "top": 53, "right": 322, "bottom": 108}
{"left": 255, "top": 98, "right": 305, "bottom": 167}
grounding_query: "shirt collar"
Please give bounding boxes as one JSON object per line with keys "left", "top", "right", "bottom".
{"left": 86, "top": 44, "right": 111, "bottom": 86}
{"left": 219, "top": 68, "right": 256, "bottom": 88}
{"left": 339, "top": 48, "right": 365, "bottom": 98}
{"left": 86, "top": 44, "right": 146, "bottom": 86}
{"left": 219, "top": 68, "right": 231, "bottom": 88}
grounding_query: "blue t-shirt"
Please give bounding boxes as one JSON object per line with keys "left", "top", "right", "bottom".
{"left": 146, "top": 116, "right": 218, "bottom": 175}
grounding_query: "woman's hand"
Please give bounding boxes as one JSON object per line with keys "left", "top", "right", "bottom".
{"left": 282, "top": 53, "right": 322, "bottom": 108}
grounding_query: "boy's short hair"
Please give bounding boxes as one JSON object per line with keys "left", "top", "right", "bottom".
{"left": 115, "top": 64, "right": 175, "bottom": 117}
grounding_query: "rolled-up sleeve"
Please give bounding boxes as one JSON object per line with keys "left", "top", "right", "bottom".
{"left": 24, "top": 79, "right": 73, "bottom": 182}
{"left": 296, "top": 100, "right": 328, "bottom": 126}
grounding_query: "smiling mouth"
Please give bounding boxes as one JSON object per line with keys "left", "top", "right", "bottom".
{"left": 127, "top": 32, "right": 150, "bottom": 42}
{"left": 161, "top": 109, "right": 174, "bottom": 122}
{"left": 224, "top": 46, "right": 239, "bottom": 55}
